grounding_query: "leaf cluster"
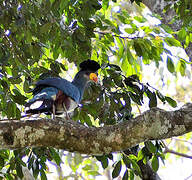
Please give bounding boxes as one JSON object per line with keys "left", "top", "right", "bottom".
{"left": 0, "top": 0, "right": 190, "bottom": 179}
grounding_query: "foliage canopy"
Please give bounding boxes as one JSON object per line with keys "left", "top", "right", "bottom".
{"left": 0, "top": 0, "right": 191, "bottom": 179}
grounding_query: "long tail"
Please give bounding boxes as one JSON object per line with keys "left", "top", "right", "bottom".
{"left": 25, "top": 99, "right": 53, "bottom": 115}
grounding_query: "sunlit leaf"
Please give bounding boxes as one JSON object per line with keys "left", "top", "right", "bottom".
{"left": 160, "top": 24, "right": 173, "bottom": 34}
{"left": 165, "top": 96, "right": 177, "bottom": 107}
{"left": 178, "top": 59, "right": 186, "bottom": 76}
{"left": 178, "top": 28, "right": 187, "bottom": 41}
{"left": 167, "top": 56, "right": 175, "bottom": 73}
{"left": 165, "top": 37, "right": 181, "bottom": 47}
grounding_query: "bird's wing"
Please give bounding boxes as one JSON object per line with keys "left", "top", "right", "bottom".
{"left": 25, "top": 87, "right": 58, "bottom": 114}
{"left": 34, "top": 77, "right": 81, "bottom": 103}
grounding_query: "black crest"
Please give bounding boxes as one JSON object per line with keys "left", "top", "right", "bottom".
{"left": 80, "top": 59, "right": 100, "bottom": 72}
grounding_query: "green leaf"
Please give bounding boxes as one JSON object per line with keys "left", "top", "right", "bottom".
{"left": 117, "top": 15, "right": 127, "bottom": 24}
{"left": 11, "top": 93, "right": 27, "bottom": 105}
{"left": 102, "top": 0, "right": 109, "bottom": 10}
{"left": 84, "top": 114, "right": 92, "bottom": 126}
{"left": 124, "top": 28, "right": 135, "bottom": 34}
{"left": 156, "top": 91, "right": 165, "bottom": 103}
{"left": 49, "top": 148, "right": 62, "bottom": 166}
{"left": 116, "top": 37, "right": 124, "bottom": 62}
{"left": 95, "top": 155, "right": 108, "bottom": 169}
{"left": 146, "top": 141, "right": 157, "bottom": 153}
{"left": 8, "top": 77, "right": 22, "bottom": 84}
{"left": 178, "top": 59, "right": 186, "bottom": 76}
{"left": 185, "top": 34, "right": 190, "bottom": 46}
{"left": 151, "top": 156, "right": 159, "bottom": 172}
{"left": 149, "top": 92, "right": 157, "bottom": 108}
{"left": 16, "top": 157, "right": 26, "bottom": 167}
{"left": 165, "top": 37, "right": 181, "bottom": 47}
{"left": 5, "top": 173, "right": 14, "bottom": 180}
{"left": 87, "top": 170, "right": 100, "bottom": 176}
{"left": 137, "top": 149, "right": 144, "bottom": 161}
{"left": 145, "top": 89, "right": 157, "bottom": 108}
{"left": 23, "top": 80, "right": 31, "bottom": 92}
{"left": 122, "top": 56, "right": 129, "bottom": 74}
{"left": 112, "top": 161, "right": 122, "bottom": 178}
{"left": 25, "top": 30, "right": 32, "bottom": 43}
{"left": 0, "top": 156, "right": 5, "bottom": 168}
{"left": 131, "top": 160, "right": 141, "bottom": 176}
{"left": 32, "top": 159, "right": 40, "bottom": 179}
{"left": 129, "top": 169, "right": 134, "bottom": 180}
{"left": 122, "top": 169, "right": 129, "bottom": 180}
{"left": 40, "top": 169, "right": 47, "bottom": 180}
{"left": 134, "top": 16, "right": 147, "bottom": 23}
{"left": 165, "top": 96, "right": 177, "bottom": 108}
{"left": 167, "top": 56, "right": 175, "bottom": 73}
{"left": 50, "top": 0, "right": 55, "bottom": 4}
{"left": 133, "top": 40, "right": 143, "bottom": 57}
{"left": 178, "top": 28, "right": 187, "bottom": 41}
{"left": 16, "top": 162, "right": 24, "bottom": 179}
{"left": 28, "top": 155, "right": 35, "bottom": 170}
{"left": 82, "top": 165, "right": 92, "bottom": 171}
{"left": 7, "top": 101, "right": 16, "bottom": 118}
{"left": 160, "top": 24, "right": 173, "bottom": 34}
{"left": 129, "top": 92, "right": 142, "bottom": 105}
{"left": 123, "top": 155, "right": 131, "bottom": 168}
{"left": 126, "top": 48, "right": 134, "bottom": 65}
{"left": 40, "top": 23, "right": 52, "bottom": 34}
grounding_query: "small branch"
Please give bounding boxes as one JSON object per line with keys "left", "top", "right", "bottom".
{"left": 185, "top": 173, "right": 192, "bottom": 180}
{"left": 163, "top": 139, "right": 192, "bottom": 159}
{"left": 164, "top": 148, "right": 192, "bottom": 159}
{"left": 93, "top": 30, "right": 140, "bottom": 40}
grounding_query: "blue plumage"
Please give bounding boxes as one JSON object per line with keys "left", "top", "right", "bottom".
{"left": 34, "top": 78, "right": 81, "bottom": 103}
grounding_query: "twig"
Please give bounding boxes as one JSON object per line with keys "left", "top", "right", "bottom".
{"left": 164, "top": 148, "right": 192, "bottom": 159}
{"left": 94, "top": 30, "right": 140, "bottom": 40}
{"left": 185, "top": 173, "right": 192, "bottom": 180}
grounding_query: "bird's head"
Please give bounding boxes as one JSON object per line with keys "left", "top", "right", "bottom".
{"left": 79, "top": 59, "right": 100, "bottom": 83}
{"left": 74, "top": 70, "right": 98, "bottom": 84}
{"left": 72, "top": 60, "right": 100, "bottom": 101}
{"left": 72, "top": 60, "right": 100, "bottom": 86}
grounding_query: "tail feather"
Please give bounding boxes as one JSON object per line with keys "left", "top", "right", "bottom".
{"left": 25, "top": 99, "right": 53, "bottom": 114}
{"left": 25, "top": 87, "right": 58, "bottom": 115}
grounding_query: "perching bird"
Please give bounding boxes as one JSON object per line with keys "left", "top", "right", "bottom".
{"left": 24, "top": 59, "right": 100, "bottom": 118}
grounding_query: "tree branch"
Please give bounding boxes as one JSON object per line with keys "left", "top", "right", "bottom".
{"left": 1, "top": 103, "right": 192, "bottom": 155}
{"left": 164, "top": 148, "right": 192, "bottom": 159}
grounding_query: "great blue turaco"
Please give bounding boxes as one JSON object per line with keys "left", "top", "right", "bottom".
{"left": 24, "top": 59, "right": 100, "bottom": 118}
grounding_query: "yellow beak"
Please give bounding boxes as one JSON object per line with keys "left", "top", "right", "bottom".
{"left": 89, "top": 73, "right": 98, "bottom": 83}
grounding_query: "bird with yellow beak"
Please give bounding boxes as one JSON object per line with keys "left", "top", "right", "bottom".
{"left": 24, "top": 59, "right": 100, "bottom": 118}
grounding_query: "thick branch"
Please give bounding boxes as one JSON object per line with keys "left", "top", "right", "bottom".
{"left": 0, "top": 103, "right": 192, "bottom": 155}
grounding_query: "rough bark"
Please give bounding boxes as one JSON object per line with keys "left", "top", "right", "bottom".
{"left": 0, "top": 103, "right": 192, "bottom": 155}
{"left": 142, "top": 0, "right": 192, "bottom": 60}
